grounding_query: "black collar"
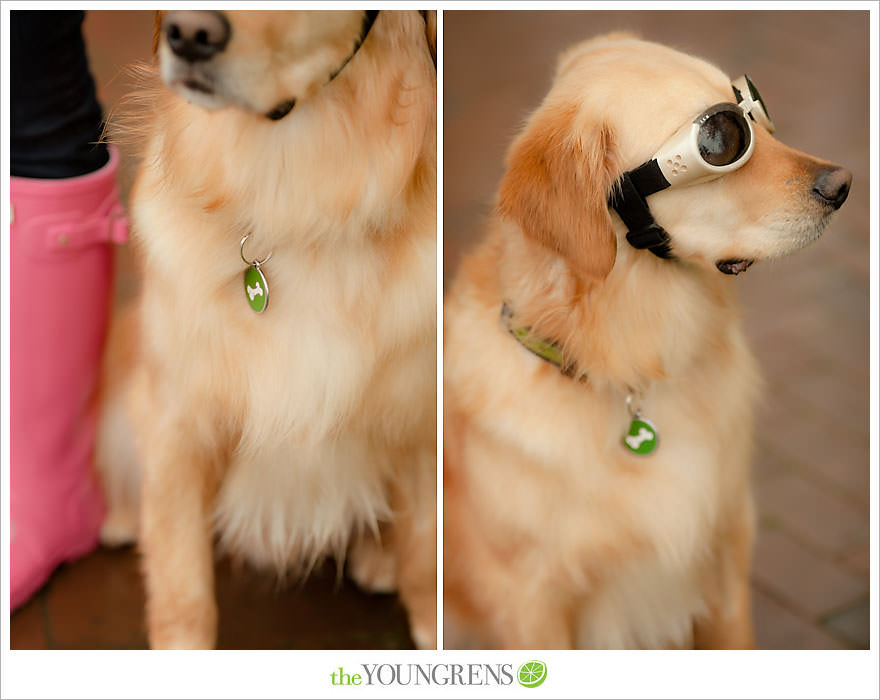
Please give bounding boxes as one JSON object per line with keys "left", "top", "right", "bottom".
{"left": 266, "top": 10, "right": 379, "bottom": 121}
{"left": 329, "top": 10, "right": 379, "bottom": 82}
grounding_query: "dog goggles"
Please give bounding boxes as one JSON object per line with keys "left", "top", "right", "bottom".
{"left": 609, "top": 75, "right": 774, "bottom": 259}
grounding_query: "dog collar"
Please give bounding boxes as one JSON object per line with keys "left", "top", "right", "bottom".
{"left": 501, "top": 303, "right": 588, "bottom": 381}
{"left": 501, "top": 303, "right": 661, "bottom": 454}
{"left": 266, "top": 10, "right": 379, "bottom": 121}
{"left": 329, "top": 10, "right": 379, "bottom": 81}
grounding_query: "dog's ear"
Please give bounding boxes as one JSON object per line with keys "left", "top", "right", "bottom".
{"left": 152, "top": 10, "right": 165, "bottom": 56}
{"left": 498, "top": 102, "right": 619, "bottom": 282}
{"left": 420, "top": 10, "right": 437, "bottom": 67}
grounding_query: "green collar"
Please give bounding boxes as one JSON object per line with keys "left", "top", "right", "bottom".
{"left": 502, "top": 303, "right": 661, "bottom": 455}
{"left": 501, "top": 303, "right": 588, "bottom": 381}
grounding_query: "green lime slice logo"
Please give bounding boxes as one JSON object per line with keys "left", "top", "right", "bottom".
{"left": 517, "top": 660, "right": 547, "bottom": 688}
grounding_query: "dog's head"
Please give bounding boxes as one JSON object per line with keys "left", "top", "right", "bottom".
{"left": 154, "top": 10, "right": 378, "bottom": 119}
{"left": 498, "top": 33, "right": 851, "bottom": 281}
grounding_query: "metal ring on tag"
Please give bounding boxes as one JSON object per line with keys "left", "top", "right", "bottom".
{"left": 625, "top": 392, "right": 641, "bottom": 419}
{"left": 623, "top": 389, "right": 658, "bottom": 455}
{"left": 240, "top": 234, "right": 273, "bottom": 267}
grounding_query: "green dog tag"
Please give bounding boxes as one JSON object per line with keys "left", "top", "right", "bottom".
{"left": 244, "top": 265, "right": 269, "bottom": 313}
{"left": 623, "top": 416, "right": 658, "bottom": 455}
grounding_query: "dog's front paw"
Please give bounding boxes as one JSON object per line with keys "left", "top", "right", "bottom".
{"left": 99, "top": 505, "right": 138, "bottom": 547}
{"left": 348, "top": 533, "right": 397, "bottom": 594}
{"left": 408, "top": 608, "right": 437, "bottom": 650}
{"left": 149, "top": 608, "right": 217, "bottom": 649}
{"left": 150, "top": 630, "right": 215, "bottom": 650}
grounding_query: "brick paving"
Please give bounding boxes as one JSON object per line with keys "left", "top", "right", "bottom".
{"left": 444, "top": 10, "right": 870, "bottom": 649}
{"left": 11, "top": 548, "right": 414, "bottom": 649}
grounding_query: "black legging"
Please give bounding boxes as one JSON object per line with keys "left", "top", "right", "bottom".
{"left": 11, "top": 10, "right": 109, "bottom": 179}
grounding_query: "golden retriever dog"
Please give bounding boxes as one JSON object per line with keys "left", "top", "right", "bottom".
{"left": 96, "top": 10, "right": 436, "bottom": 649}
{"left": 443, "top": 33, "right": 851, "bottom": 649}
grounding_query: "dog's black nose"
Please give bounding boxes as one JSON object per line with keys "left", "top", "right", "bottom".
{"left": 164, "top": 11, "right": 230, "bottom": 63}
{"left": 812, "top": 167, "right": 852, "bottom": 210}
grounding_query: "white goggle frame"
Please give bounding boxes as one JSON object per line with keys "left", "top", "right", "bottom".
{"left": 653, "top": 74, "right": 775, "bottom": 188}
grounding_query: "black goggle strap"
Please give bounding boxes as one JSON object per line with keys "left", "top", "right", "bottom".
{"left": 731, "top": 82, "right": 756, "bottom": 124}
{"left": 608, "top": 160, "right": 674, "bottom": 259}
{"left": 731, "top": 74, "right": 774, "bottom": 133}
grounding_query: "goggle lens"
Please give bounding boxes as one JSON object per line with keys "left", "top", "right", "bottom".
{"left": 696, "top": 105, "right": 751, "bottom": 167}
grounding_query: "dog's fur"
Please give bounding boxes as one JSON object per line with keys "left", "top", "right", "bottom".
{"left": 96, "top": 10, "right": 437, "bottom": 649}
{"left": 443, "top": 34, "right": 848, "bottom": 649}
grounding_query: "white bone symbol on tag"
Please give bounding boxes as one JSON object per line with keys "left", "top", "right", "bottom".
{"left": 247, "top": 283, "right": 264, "bottom": 301}
{"left": 625, "top": 426, "right": 654, "bottom": 450}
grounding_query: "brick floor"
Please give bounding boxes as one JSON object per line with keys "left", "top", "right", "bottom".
{"left": 12, "top": 548, "right": 414, "bottom": 650}
{"left": 824, "top": 598, "right": 871, "bottom": 648}
{"left": 444, "top": 10, "right": 870, "bottom": 649}
{"left": 753, "top": 530, "right": 866, "bottom": 621}
{"left": 756, "top": 475, "right": 868, "bottom": 556}
{"left": 752, "top": 588, "right": 846, "bottom": 650}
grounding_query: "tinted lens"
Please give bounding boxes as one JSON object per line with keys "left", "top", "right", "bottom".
{"left": 697, "top": 107, "right": 750, "bottom": 167}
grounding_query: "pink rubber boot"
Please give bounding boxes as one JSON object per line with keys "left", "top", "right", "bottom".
{"left": 10, "top": 148, "right": 128, "bottom": 611}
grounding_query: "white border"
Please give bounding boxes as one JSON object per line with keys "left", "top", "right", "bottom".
{"left": 1, "top": 0, "right": 12, "bottom": 683}
{"left": 869, "top": 0, "right": 879, "bottom": 683}
{"left": 435, "top": 7, "right": 445, "bottom": 655}
{"left": 2, "top": 3, "right": 877, "bottom": 700}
